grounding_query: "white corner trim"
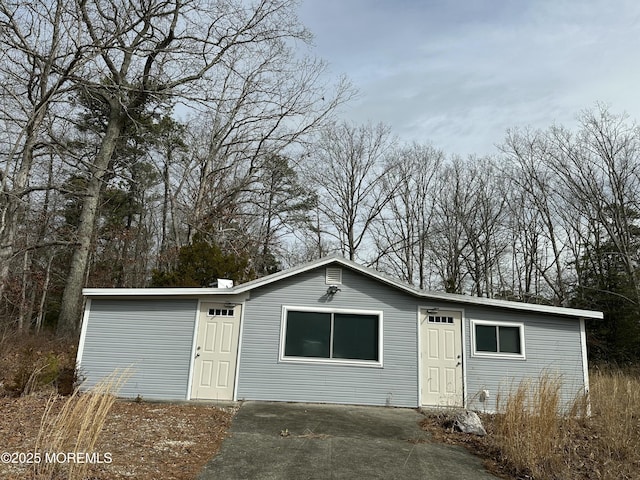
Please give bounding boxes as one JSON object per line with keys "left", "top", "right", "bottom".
{"left": 460, "top": 308, "right": 468, "bottom": 409}
{"left": 579, "top": 318, "right": 589, "bottom": 393}
{"left": 415, "top": 305, "right": 423, "bottom": 407}
{"left": 75, "top": 298, "right": 92, "bottom": 371}
{"left": 185, "top": 300, "right": 202, "bottom": 401}
{"left": 579, "top": 318, "right": 592, "bottom": 416}
{"left": 233, "top": 303, "right": 246, "bottom": 402}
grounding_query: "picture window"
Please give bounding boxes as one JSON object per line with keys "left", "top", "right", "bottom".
{"left": 282, "top": 308, "right": 381, "bottom": 364}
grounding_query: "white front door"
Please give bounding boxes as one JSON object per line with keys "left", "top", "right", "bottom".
{"left": 190, "top": 302, "right": 241, "bottom": 400}
{"left": 420, "top": 309, "right": 463, "bottom": 407}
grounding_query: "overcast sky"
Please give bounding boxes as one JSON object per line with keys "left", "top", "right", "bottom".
{"left": 298, "top": 0, "right": 640, "bottom": 157}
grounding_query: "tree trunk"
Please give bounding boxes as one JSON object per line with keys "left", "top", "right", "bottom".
{"left": 57, "top": 107, "right": 124, "bottom": 337}
{"left": 0, "top": 106, "right": 45, "bottom": 302}
{"left": 35, "top": 256, "right": 53, "bottom": 333}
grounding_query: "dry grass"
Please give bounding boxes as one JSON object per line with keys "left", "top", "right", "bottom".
{"left": 0, "top": 334, "right": 234, "bottom": 479}
{"left": 0, "top": 395, "right": 235, "bottom": 480}
{"left": 493, "top": 374, "right": 566, "bottom": 478}
{"left": 493, "top": 370, "right": 640, "bottom": 479}
{"left": 421, "top": 369, "right": 640, "bottom": 480}
{"left": 584, "top": 369, "right": 640, "bottom": 479}
{"left": 32, "top": 370, "right": 130, "bottom": 480}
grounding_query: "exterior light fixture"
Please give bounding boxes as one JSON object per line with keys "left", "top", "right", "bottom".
{"left": 326, "top": 285, "right": 341, "bottom": 296}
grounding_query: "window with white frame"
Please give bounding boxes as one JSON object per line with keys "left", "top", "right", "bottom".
{"left": 472, "top": 320, "right": 525, "bottom": 358}
{"left": 281, "top": 307, "right": 382, "bottom": 365}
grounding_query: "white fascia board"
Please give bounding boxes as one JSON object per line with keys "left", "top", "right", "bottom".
{"left": 322, "top": 257, "right": 604, "bottom": 320}
{"left": 81, "top": 256, "right": 343, "bottom": 298}
{"left": 231, "top": 255, "right": 342, "bottom": 293}
{"left": 82, "top": 254, "right": 604, "bottom": 320}
{"left": 415, "top": 291, "right": 604, "bottom": 320}
{"left": 83, "top": 287, "right": 232, "bottom": 296}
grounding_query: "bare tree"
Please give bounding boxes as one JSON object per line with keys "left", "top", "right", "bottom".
{"left": 460, "top": 157, "right": 508, "bottom": 297}
{"left": 57, "top": 0, "right": 336, "bottom": 335}
{"left": 547, "top": 107, "right": 640, "bottom": 305}
{"left": 284, "top": 199, "right": 336, "bottom": 266}
{"left": 427, "top": 158, "right": 473, "bottom": 293}
{"left": 155, "top": 33, "right": 351, "bottom": 266}
{"left": 373, "top": 143, "right": 443, "bottom": 288}
{"left": 500, "top": 129, "right": 572, "bottom": 304}
{"left": 0, "top": 0, "right": 91, "bottom": 306}
{"left": 305, "top": 121, "right": 397, "bottom": 261}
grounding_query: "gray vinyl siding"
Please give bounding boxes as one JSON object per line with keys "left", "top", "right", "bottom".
{"left": 79, "top": 299, "right": 197, "bottom": 400}
{"left": 78, "top": 262, "right": 588, "bottom": 409}
{"left": 463, "top": 307, "right": 586, "bottom": 412}
{"left": 237, "top": 267, "right": 419, "bottom": 407}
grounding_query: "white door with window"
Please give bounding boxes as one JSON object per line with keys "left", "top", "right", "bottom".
{"left": 190, "top": 302, "right": 241, "bottom": 400}
{"left": 420, "top": 309, "right": 463, "bottom": 407}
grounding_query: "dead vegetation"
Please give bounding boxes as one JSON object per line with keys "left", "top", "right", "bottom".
{"left": 4, "top": 333, "right": 640, "bottom": 479}
{"left": 0, "top": 331, "right": 77, "bottom": 397}
{"left": 0, "top": 394, "right": 235, "bottom": 479}
{"left": 32, "top": 370, "right": 130, "bottom": 479}
{"left": 0, "top": 333, "right": 235, "bottom": 479}
{"left": 421, "top": 370, "right": 640, "bottom": 480}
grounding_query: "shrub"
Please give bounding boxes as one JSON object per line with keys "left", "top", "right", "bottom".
{"left": 1, "top": 333, "right": 78, "bottom": 397}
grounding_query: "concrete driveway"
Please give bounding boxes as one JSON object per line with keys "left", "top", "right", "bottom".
{"left": 197, "top": 401, "right": 499, "bottom": 480}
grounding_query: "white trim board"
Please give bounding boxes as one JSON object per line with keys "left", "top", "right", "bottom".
{"left": 82, "top": 256, "right": 603, "bottom": 320}
{"left": 75, "top": 298, "right": 92, "bottom": 372}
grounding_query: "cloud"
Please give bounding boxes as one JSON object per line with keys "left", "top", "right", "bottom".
{"left": 299, "top": 0, "right": 640, "bottom": 156}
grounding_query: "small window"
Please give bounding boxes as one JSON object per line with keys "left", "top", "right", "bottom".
{"left": 208, "top": 308, "right": 234, "bottom": 316}
{"left": 472, "top": 321, "right": 524, "bottom": 358}
{"left": 282, "top": 307, "right": 381, "bottom": 365}
{"left": 428, "top": 315, "right": 454, "bottom": 324}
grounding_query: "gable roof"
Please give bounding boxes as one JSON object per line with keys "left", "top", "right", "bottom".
{"left": 83, "top": 254, "right": 603, "bottom": 320}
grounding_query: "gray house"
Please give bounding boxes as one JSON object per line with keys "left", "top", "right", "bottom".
{"left": 77, "top": 256, "right": 602, "bottom": 411}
